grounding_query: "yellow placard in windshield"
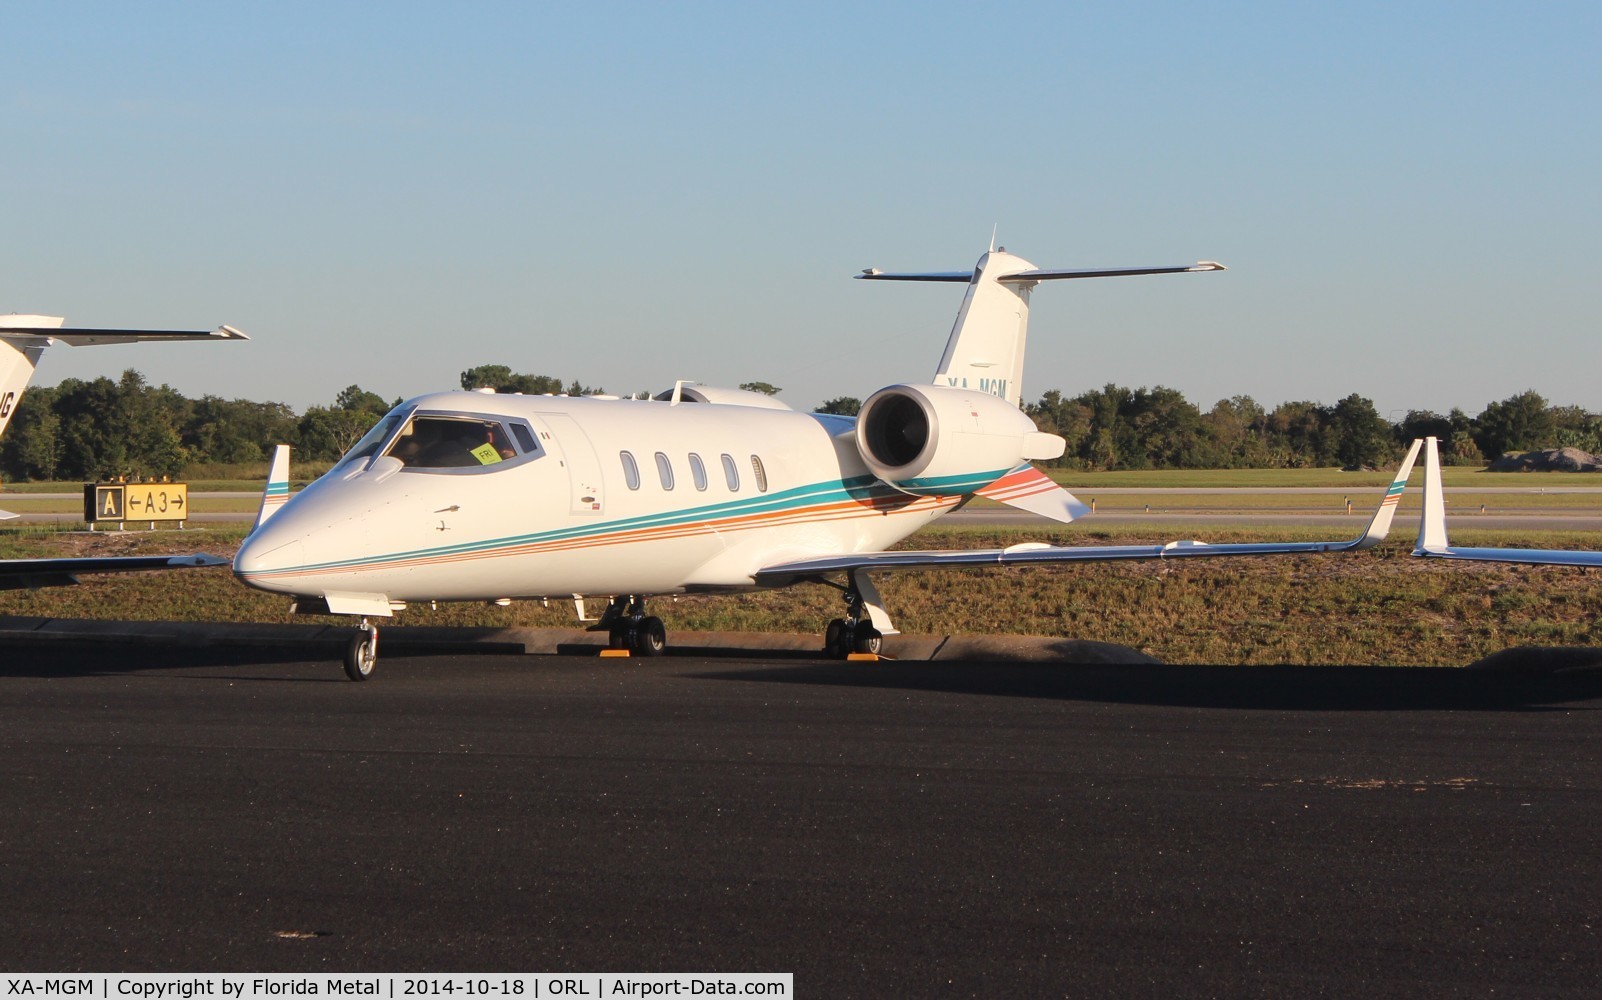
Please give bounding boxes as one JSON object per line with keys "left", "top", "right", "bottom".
{"left": 470, "top": 443, "right": 502, "bottom": 465}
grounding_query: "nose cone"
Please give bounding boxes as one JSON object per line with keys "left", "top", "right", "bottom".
{"left": 233, "top": 521, "right": 307, "bottom": 595}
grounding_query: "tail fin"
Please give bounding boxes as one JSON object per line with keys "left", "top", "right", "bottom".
{"left": 255, "top": 444, "right": 291, "bottom": 528}
{"left": 858, "top": 249, "right": 1225, "bottom": 409}
{"left": 0, "top": 315, "right": 248, "bottom": 439}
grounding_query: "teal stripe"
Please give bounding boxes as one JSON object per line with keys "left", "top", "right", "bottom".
{"left": 250, "top": 468, "right": 1005, "bottom": 577}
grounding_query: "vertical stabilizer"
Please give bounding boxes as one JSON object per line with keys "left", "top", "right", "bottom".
{"left": 932, "top": 250, "right": 1037, "bottom": 408}
{"left": 255, "top": 444, "right": 292, "bottom": 528}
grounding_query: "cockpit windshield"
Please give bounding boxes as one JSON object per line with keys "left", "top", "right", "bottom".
{"left": 331, "top": 406, "right": 542, "bottom": 475}
{"left": 383, "top": 414, "right": 539, "bottom": 470}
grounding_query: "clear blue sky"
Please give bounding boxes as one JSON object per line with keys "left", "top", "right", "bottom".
{"left": 5, "top": 2, "right": 1599, "bottom": 422}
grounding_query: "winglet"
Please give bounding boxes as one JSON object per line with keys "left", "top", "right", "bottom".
{"left": 255, "top": 444, "right": 291, "bottom": 528}
{"left": 1347, "top": 437, "right": 1422, "bottom": 550}
{"left": 1414, "top": 436, "right": 1449, "bottom": 555}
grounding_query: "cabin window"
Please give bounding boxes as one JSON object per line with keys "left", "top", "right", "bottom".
{"left": 721, "top": 453, "right": 739, "bottom": 491}
{"left": 655, "top": 452, "right": 675, "bottom": 490}
{"left": 511, "top": 424, "right": 538, "bottom": 453}
{"left": 751, "top": 455, "right": 768, "bottom": 493}
{"left": 621, "top": 451, "right": 640, "bottom": 490}
{"left": 689, "top": 453, "right": 708, "bottom": 491}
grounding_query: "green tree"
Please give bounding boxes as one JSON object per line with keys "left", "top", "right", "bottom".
{"left": 1201, "top": 396, "right": 1269, "bottom": 468}
{"left": 296, "top": 406, "right": 374, "bottom": 461}
{"left": 336, "top": 385, "right": 389, "bottom": 416}
{"left": 1025, "top": 390, "right": 1091, "bottom": 468}
{"left": 460, "top": 365, "right": 596, "bottom": 396}
{"left": 815, "top": 396, "right": 861, "bottom": 416}
{"left": 183, "top": 397, "right": 298, "bottom": 464}
{"left": 1327, "top": 394, "right": 1390, "bottom": 468}
{"left": 0, "top": 386, "right": 60, "bottom": 480}
{"left": 1474, "top": 390, "right": 1555, "bottom": 458}
{"left": 740, "top": 381, "right": 782, "bottom": 396}
{"left": 1264, "top": 401, "right": 1327, "bottom": 467}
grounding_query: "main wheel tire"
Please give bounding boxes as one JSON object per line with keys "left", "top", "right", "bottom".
{"left": 344, "top": 631, "right": 377, "bottom": 681}
{"left": 632, "top": 616, "right": 667, "bottom": 657}
{"left": 851, "top": 624, "right": 882, "bottom": 655}
{"left": 608, "top": 624, "right": 630, "bottom": 650}
{"left": 824, "top": 619, "right": 846, "bottom": 657}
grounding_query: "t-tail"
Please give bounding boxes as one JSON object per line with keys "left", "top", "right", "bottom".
{"left": 854, "top": 244, "right": 1224, "bottom": 523}
{"left": 858, "top": 248, "right": 1225, "bottom": 410}
{"left": 0, "top": 315, "right": 248, "bottom": 438}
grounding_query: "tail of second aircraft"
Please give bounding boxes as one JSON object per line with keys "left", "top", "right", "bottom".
{"left": 0, "top": 315, "right": 248, "bottom": 438}
{"left": 0, "top": 316, "right": 62, "bottom": 438}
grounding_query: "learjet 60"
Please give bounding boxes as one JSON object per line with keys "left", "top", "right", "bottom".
{"left": 233, "top": 245, "right": 1420, "bottom": 680}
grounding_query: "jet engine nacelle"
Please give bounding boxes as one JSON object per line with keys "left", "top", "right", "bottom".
{"left": 854, "top": 384, "right": 1066, "bottom": 496}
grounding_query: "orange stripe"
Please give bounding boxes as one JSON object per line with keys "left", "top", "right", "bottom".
{"left": 249, "top": 493, "right": 962, "bottom": 580}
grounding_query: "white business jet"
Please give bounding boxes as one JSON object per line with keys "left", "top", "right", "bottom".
{"left": 1413, "top": 435, "right": 1602, "bottom": 566}
{"left": 232, "top": 246, "right": 1421, "bottom": 680}
{"left": 0, "top": 314, "right": 246, "bottom": 584}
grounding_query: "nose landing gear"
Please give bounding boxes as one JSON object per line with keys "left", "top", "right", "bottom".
{"left": 345, "top": 619, "right": 379, "bottom": 681}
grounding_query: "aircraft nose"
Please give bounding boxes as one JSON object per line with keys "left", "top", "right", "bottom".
{"left": 233, "top": 527, "right": 306, "bottom": 593}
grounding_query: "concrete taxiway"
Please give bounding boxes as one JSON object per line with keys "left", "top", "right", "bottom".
{"left": 1, "top": 633, "right": 1600, "bottom": 994}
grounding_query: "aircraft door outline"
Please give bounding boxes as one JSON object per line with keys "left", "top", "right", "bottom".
{"left": 532, "top": 412, "right": 606, "bottom": 516}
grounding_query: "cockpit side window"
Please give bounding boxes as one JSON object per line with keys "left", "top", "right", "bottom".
{"left": 383, "top": 413, "right": 539, "bottom": 472}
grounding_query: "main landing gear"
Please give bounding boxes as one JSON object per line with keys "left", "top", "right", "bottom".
{"left": 823, "top": 583, "right": 882, "bottom": 659}
{"left": 345, "top": 618, "right": 378, "bottom": 681}
{"left": 597, "top": 596, "right": 667, "bottom": 657}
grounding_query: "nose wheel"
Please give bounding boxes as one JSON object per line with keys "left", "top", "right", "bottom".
{"left": 344, "top": 619, "right": 378, "bottom": 681}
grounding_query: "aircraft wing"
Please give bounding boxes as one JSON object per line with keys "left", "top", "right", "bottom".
{"left": 756, "top": 440, "right": 1421, "bottom": 588}
{"left": 0, "top": 553, "right": 228, "bottom": 591}
{"left": 1412, "top": 436, "right": 1602, "bottom": 567}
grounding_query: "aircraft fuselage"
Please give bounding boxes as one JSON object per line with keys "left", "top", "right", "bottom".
{"left": 233, "top": 390, "right": 970, "bottom": 606}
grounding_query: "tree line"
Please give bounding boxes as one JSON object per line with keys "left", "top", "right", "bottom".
{"left": 0, "top": 364, "right": 1593, "bottom": 482}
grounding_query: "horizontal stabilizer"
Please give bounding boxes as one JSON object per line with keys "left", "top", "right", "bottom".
{"left": 974, "top": 465, "right": 1089, "bottom": 524}
{"left": 0, "top": 324, "right": 248, "bottom": 344}
{"left": 857, "top": 262, "right": 1226, "bottom": 283}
